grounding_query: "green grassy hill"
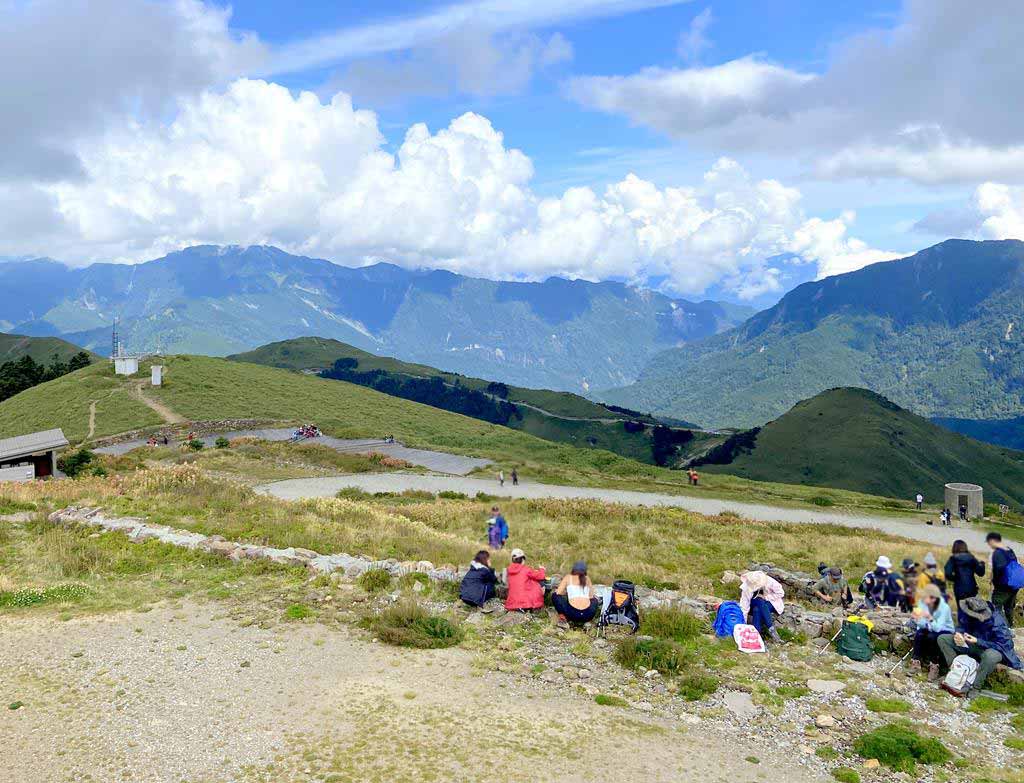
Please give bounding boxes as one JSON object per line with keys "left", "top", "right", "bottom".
{"left": 698, "top": 387, "right": 1024, "bottom": 506}
{"left": 0, "top": 333, "right": 98, "bottom": 364}
{"left": 229, "top": 337, "right": 714, "bottom": 466}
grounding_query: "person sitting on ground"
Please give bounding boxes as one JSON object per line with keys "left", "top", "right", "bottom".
{"left": 944, "top": 540, "right": 986, "bottom": 613}
{"left": 860, "top": 556, "right": 904, "bottom": 609}
{"left": 739, "top": 570, "right": 785, "bottom": 643}
{"left": 552, "top": 561, "right": 600, "bottom": 628}
{"left": 505, "top": 548, "right": 546, "bottom": 612}
{"left": 937, "top": 596, "right": 1023, "bottom": 691}
{"left": 459, "top": 550, "right": 498, "bottom": 608}
{"left": 987, "top": 532, "right": 1020, "bottom": 628}
{"left": 917, "top": 552, "right": 947, "bottom": 598}
{"left": 811, "top": 566, "right": 853, "bottom": 608}
{"left": 909, "top": 583, "right": 954, "bottom": 681}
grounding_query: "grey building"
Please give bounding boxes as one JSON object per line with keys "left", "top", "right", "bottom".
{"left": 0, "top": 428, "right": 70, "bottom": 482}
{"left": 944, "top": 482, "right": 984, "bottom": 520}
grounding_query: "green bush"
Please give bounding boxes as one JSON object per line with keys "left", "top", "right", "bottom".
{"left": 815, "top": 747, "right": 839, "bottom": 760}
{"left": 399, "top": 572, "right": 430, "bottom": 590}
{"left": 358, "top": 568, "right": 392, "bottom": 594}
{"left": 0, "top": 497, "right": 36, "bottom": 515}
{"left": 437, "top": 491, "right": 468, "bottom": 500}
{"left": 0, "top": 583, "right": 90, "bottom": 608}
{"left": 1011, "top": 713, "right": 1024, "bottom": 732}
{"left": 594, "top": 694, "right": 628, "bottom": 707}
{"left": 90, "top": 464, "right": 108, "bottom": 478}
{"left": 642, "top": 607, "right": 709, "bottom": 643}
{"left": 967, "top": 696, "right": 1006, "bottom": 714}
{"left": 853, "top": 722, "right": 952, "bottom": 773}
{"left": 831, "top": 768, "right": 860, "bottom": 783}
{"left": 214, "top": 437, "right": 230, "bottom": 449}
{"left": 1004, "top": 737, "right": 1024, "bottom": 751}
{"left": 186, "top": 439, "right": 204, "bottom": 452}
{"left": 284, "top": 603, "right": 313, "bottom": 621}
{"left": 776, "top": 684, "right": 811, "bottom": 699}
{"left": 371, "top": 602, "right": 463, "bottom": 649}
{"left": 57, "top": 448, "right": 95, "bottom": 478}
{"left": 676, "top": 672, "right": 719, "bottom": 701}
{"left": 864, "top": 697, "right": 912, "bottom": 713}
{"left": 811, "top": 495, "right": 835, "bottom": 507}
{"left": 614, "top": 637, "right": 693, "bottom": 676}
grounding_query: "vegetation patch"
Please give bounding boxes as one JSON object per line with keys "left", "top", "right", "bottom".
{"left": 284, "top": 603, "right": 314, "bottom": 621}
{"left": 1004, "top": 737, "right": 1024, "bottom": 751}
{"left": 642, "top": 606, "right": 709, "bottom": 643}
{"left": 369, "top": 602, "right": 463, "bottom": 649}
{"left": 214, "top": 436, "right": 230, "bottom": 449}
{"left": 358, "top": 569, "right": 392, "bottom": 594}
{"left": 676, "top": 672, "right": 719, "bottom": 701}
{"left": 0, "top": 583, "right": 90, "bottom": 608}
{"left": 776, "top": 684, "right": 810, "bottom": 699}
{"left": 831, "top": 768, "right": 860, "bottom": 783}
{"left": 0, "top": 497, "right": 35, "bottom": 515}
{"left": 864, "top": 696, "right": 911, "bottom": 713}
{"left": 594, "top": 694, "right": 628, "bottom": 707}
{"left": 614, "top": 637, "right": 693, "bottom": 676}
{"left": 810, "top": 495, "right": 835, "bottom": 507}
{"left": 853, "top": 722, "right": 952, "bottom": 773}
{"left": 57, "top": 449, "right": 96, "bottom": 478}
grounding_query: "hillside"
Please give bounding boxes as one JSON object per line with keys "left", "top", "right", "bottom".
{"left": 2, "top": 245, "right": 750, "bottom": 393}
{"left": 696, "top": 387, "right": 1024, "bottom": 506}
{"left": 0, "top": 333, "right": 97, "bottom": 365}
{"left": 606, "top": 239, "right": 1024, "bottom": 428}
{"left": 229, "top": 337, "right": 714, "bottom": 467}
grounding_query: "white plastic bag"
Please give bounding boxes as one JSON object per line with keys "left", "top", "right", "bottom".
{"left": 733, "top": 623, "right": 767, "bottom": 654}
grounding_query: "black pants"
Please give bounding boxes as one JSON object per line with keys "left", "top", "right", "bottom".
{"left": 912, "top": 629, "right": 945, "bottom": 664}
{"left": 553, "top": 593, "right": 599, "bottom": 624}
{"left": 993, "top": 587, "right": 1019, "bottom": 627}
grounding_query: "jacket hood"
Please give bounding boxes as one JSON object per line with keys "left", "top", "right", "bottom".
{"left": 951, "top": 552, "right": 977, "bottom": 563}
{"left": 507, "top": 562, "right": 528, "bottom": 575}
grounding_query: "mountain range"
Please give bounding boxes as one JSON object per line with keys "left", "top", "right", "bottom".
{"left": 0, "top": 245, "right": 751, "bottom": 394}
{"left": 606, "top": 239, "right": 1024, "bottom": 429}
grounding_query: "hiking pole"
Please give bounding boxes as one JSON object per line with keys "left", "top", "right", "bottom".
{"left": 817, "top": 626, "right": 843, "bottom": 655}
{"left": 885, "top": 648, "right": 913, "bottom": 678}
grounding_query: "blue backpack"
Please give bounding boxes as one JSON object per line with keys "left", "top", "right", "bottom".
{"left": 1005, "top": 550, "right": 1024, "bottom": 590}
{"left": 713, "top": 601, "right": 745, "bottom": 637}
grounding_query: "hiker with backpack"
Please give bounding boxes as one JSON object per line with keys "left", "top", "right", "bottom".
{"left": 987, "top": 532, "right": 1023, "bottom": 627}
{"left": 504, "top": 548, "right": 546, "bottom": 612}
{"left": 552, "top": 561, "right": 600, "bottom": 628}
{"left": 917, "top": 553, "right": 947, "bottom": 599}
{"left": 945, "top": 540, "right": 986, "bottom": 613}
{"left": 739, "top": 570, "right": 785, "bottom": 643}
{"left": 459, "top": 550, "right": 498, "bottom": 608}
{"left": 811, "top": 566, "right": 853, "bottom": 608}
{"left": 909, "top": 583, "right": 954, "bottom": 681}
{"left": 937, "top": 596, "right": 1022, "bottom": 693}
{"left": 860, "top": 556, "right": 905, "bottom": 608}
{"left": 486, "top": 507, "right": 509, "bottom": 550}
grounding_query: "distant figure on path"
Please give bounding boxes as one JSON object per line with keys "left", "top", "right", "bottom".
{"left": 498, "top": 470, "right": 505, "bottom": 487}
{"left": 690, "top": 469, "right": 699, "bottom": 486}
{"left": 511, "top": 468, "right": 518, "bottom": 486}
{"left": 915, "top": 492, "right": 924, "bottom": 510}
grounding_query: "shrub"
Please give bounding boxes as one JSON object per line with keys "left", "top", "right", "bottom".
{"left": 336, "top": 487, "right": 374, "bottom": 501}
{"left": 214, "top": 437, "right": 230, "bottom": 449}
{"left": 853, "top": 722, "right": 951, "bottom": 773}
{"left": 358, "top": 568, "right": 392, "bottom": 594}
{"left": 831, "top": 768, "right": 860, "bottom": 783}
{"left": 284, "top": 603, "right": 313, "bottom": 621}
{"left": 643, "top": 607, "right": 708, "bottom": 643}
{"left": 371, "top": 602, "right": 463, "bottom": 649}
{"left": 776, "top": 684, "right": 810, "bottom": 699}
{"left": 438, "top": 491, "right": 468, "bottom": 500}
{"left": 1011, "top": 713, "right": 1024, "bottom": 732}
{"left": 864, "top": 697, "right": 911, "bottom": 713}
{"left": 815, "top": 747, "right": 839, "bottom": 760}
{"left": 594, "top": 694, "right": 628, "bottom": 707}
{"left": 90, "top": 465, "right": 108, "bottom": 478}
{"left": 0, "top": 583, "right": 90, "bottom": 608}
{"left": 676, "top": 672, "right": 719, "bottom": 701}
{"left": 1004, "top": 737, "right": 1024, "bottom": 751}
{"left": 0, "top": 497, "right": 35, "bottom": 515}
{"left": 57, "top": 449, "right": 95, "bottom": 478}
{"left": 811, "top": 496, "right": 835, "bottom": 507}
{"left": 614, "top": 637, "right": 693, "bottom": 676}
{"left": 399, "top": 572, "right": 430, "bottom": 590}
{"left": 967, "top": 696, "right": 1006, "bottom": 714}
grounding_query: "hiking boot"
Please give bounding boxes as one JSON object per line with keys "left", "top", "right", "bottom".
{"left": 927, "top": 663, "right": 941, "bottom": 682}
{"left": 909, "top": 659, "right": 922, "bottom": 674}
{"left": 767, "top": 626, "right": 783, "bottom": 643}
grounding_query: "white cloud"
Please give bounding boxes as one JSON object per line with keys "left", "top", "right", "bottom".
{"left": 918, "top": 184, "right": 1024, "bottom": 241}
{"left": 787, "top": 212, "right": 900, "bottom": 279}
{"left": 569, "top": 0, "right": 1024, "bottom": 185}
{"left": 5, "top": 79, "right": 891, "bottom": 299}
{"left": 676, "top": 7, "right": 713, "bottom": 63}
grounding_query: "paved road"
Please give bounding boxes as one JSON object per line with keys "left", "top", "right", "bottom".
{"left": 257, "top": 472, "right": 1015, "bottom": 549}
{"left": 95, "top": 430, "right": 491, "bottom": 476}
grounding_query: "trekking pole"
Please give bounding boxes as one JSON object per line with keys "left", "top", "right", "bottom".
{"left": 817, "top": 626, "right": 844, "bottom": 655}
{"left": 885, "top": 648, "right": 913, "bottom": 678}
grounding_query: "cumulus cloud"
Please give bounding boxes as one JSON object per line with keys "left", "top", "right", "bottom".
{"left": 569, "top": 0, "right": 1024, "bottom": 185}
{"left": 4, "top": 79, "right": 892, "bottom": 298}
{"left": 918, "top": 184, "right": 1024, "bottom": 242}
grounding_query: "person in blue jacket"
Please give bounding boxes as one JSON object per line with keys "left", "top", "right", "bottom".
{"left": 937, "top": 596, "right": 1022, "bottom": 691}
{"left": 490, "top": 506, "right": 509, "bottom": 547}
{"left": 909, "top": 583, "right": 954, "bottom": 681}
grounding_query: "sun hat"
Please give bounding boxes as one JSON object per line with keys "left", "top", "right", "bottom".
{"left": 828, "top": 566, "right": 843, "bottom": 578}
{"left": 960, "top": 596, "right": 993, "bottom": 622}
{"left": 510, "top": 548, "right": 525, "bottom": 559}
{"left": 876, "top": 555, "right": 893, "bottom": 569}
{"left": 920, "top": 583, "right": 942, "bottom": 601}
{"left": 924, "top": 552, "right": 938, "bottom": 567}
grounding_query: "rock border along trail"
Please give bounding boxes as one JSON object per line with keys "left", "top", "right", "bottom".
{"left": 257, "top": 472, "right": 1014, "bottom": 549}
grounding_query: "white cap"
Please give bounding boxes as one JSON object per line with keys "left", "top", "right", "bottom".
{"left": 876, "top": 555, "right": 892, "bottom": 569}
{"left": 510, "top": 548, "right": 525, "bottom": 559}
{"left": 924, "top": 552, "right": 937, "bottom": 566}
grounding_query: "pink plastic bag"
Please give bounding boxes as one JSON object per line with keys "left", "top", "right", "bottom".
{"left": 732, "top": 623, "right": 767, "bottom": 654}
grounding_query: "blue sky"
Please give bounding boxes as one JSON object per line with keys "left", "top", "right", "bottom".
{"left": 1, "top": 0, "right": 1020, "bottom": 306}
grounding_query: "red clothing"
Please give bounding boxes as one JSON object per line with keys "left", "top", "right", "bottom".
{"left": 505, "top": 562, "right": 546, "bottom": 610}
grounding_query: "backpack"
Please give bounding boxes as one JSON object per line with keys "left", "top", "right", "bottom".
{"left": 1005, "top": 550, "right": 1024, "bottom": 590}
{"left": 942, "top": 654, "right": 979, "bottom": 696}
{"left": 713, "top": 601, "right": 745, "bottom": 638}
{"left": 835, "top": 619, "right": 874, "bottom": 662}
{"left": 733, "top": 623, "right": 767, "bottom": 654}
{"left": 597, "top": 580, "right": 640, "bottom": 634}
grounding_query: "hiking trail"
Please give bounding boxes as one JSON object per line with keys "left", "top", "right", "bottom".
{"left": 87, "top": 401, "right": 96, "bottom": 439}
{"left": 130, "top": 380, "right": 185, "bottom": 424}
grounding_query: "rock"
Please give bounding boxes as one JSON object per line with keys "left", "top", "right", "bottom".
{"left": 680, "top": 713, "right": 700, "bottom": 725}
{"left": 577, "top": 669, "right": 592, "bottom": 680}
{"left": 863, "top": 759, "right": 880, "bottom": 770}
{"left": 723, "top": 691, "right": 757, "bottom": 719}
{"left": 806, "top": 679, "right": 845, "bottom": 695}
{"left": 815, "top": 714, "right": 836, "bottom": 728}
{"left": 643, "top": 669, "right": 661, "bottom": 680}
{"left": 720, "top": 570, "right": 740, "bottom": 585}
{"left": 540, "top": 671, "right": 561, "bottom": 684}
{"left": 841, "top": 661, "right": 874, "bottom": 675}
{"left": 798, "top": 745, "right": 814, "bottom": 755}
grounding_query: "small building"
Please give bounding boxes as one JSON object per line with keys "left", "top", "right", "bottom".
{"left": 151, "top": 365, "right": 163, "bottom": 386}
{"left": 114, "top": 356, "right": 139, "bottom": 376}
{"left": 945, "top": 482, "right": 984, "bottom": 520}
{"left": 0, "top": 428, "right": 69, "bottom": 482}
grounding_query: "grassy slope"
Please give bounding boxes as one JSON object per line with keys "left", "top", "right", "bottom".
{"left": 703, "top": 387, "right": 1024, "bottom": 506}
{"left": 0, "top": 333, "right": 98, "bottom": 365}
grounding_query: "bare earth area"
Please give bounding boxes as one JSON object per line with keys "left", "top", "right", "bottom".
{"left": 0, "top": 603, "right": 819, "bottom": 783}
{"left": 258, "top": 472, "right": 1011, "bottom": 549}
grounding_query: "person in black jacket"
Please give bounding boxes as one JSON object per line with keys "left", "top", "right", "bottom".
{"left": 988, "top": 532, "right": 1020, "bottom": 627}
{"left": 459, "top": 550, "right": 498, "bottom": 608}
{"left": 945, "top": 539, "right": 986, "bottom": 614}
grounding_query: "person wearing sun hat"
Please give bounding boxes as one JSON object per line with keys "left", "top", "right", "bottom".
{"left": 504, "top": 548, "right": 546, "bottom": 612}
{"left": 937, "top": 595, "right": 1022, "bottom": 691}
{"left": 860, "top": 555, "right": 904, "bottom": 609}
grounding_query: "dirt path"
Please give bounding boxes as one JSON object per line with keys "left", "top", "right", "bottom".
{"left": 87, "top": 401, "right": 96, "bottom": 439}
{"left": 0, "top": 604, "right": 821, "bottom": 783}
{"left": 129, "top": 381, "right": 185, "bottom": 425}
{"left": 258, "top": 472, "right": 1012, "bottom": 549}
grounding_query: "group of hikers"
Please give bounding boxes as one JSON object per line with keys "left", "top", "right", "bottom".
{"left": 290, "top": 424, "right": 321, "bottom": 441}
{"left": 497, "top": 469, "right": 519, "bottom": 487}
{"left": 686, "top": 468, "right": 700, "bottom": 486}
{"left": 915, "top": 490, "right": 968, "bottom": 525}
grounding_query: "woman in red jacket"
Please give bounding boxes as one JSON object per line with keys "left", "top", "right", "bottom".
{"left": 505, "top": 548, "right": 546, "bottom": 611}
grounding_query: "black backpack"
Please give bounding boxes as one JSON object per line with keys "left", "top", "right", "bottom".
{"left": 598, "top": 580, "right": 640, "bottom": 634}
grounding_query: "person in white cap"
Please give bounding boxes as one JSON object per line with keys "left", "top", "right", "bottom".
{"left": 859, "top": 555, "right": 904, "bottom": 608}
{"left": 504, "top": 548, "right": 547, "bottom": 612}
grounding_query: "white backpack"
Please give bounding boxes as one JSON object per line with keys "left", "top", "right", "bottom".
{"left": 942, "top": 654, "right": 978, "bottom": 696}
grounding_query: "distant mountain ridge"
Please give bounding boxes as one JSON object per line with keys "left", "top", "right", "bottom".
{"left": 606, "top": 239, "right": 1024, "bottom": 428}
{"left": 0, "top": 245, "right": 751, "bottom": 393}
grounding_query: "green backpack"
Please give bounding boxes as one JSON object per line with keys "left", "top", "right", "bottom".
{"left": 835, "top": 620, "right": 874, "bottom": 662}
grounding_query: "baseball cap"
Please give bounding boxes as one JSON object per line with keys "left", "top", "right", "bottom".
{"left": 510, "top": 548, "right": 525, "bottom": 559}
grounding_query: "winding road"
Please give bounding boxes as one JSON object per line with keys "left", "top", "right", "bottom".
{"left": 257, "top": 472, "right": 1015, "bottom": 549}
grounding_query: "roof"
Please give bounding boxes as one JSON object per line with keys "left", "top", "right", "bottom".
{"left": 0, "top": 428, "right": 69, "bottom": 462}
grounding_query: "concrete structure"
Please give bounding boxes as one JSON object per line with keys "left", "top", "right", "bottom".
{"left": 114, "top": 356, "right": 139, "bottom": 376}
{"left": 945, "top": 482, "right": 984, "bottom": 520}
{"left": 0, "top": 428, "right": 69, "bottom": 482}
{"left": 151, "top": 365, "right": 163, "bottom": 386}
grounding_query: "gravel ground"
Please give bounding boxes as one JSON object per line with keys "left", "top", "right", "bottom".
{"left": 0, "top": 604, "right": 823, "bottom": 783}
{"left": 257, "top": 472, "right": 1008, "bottom": 548}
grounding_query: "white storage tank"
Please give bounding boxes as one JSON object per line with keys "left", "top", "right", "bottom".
{"left": 151, "top": 365, "right": 163, "bottom": 386}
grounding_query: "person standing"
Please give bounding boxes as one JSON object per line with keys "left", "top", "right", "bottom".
{"left": 987, "top": 532, "right": 1020, "bottom": 627}
{"left": 511, "top": 468, "right": 518, "bottom": 486}
{"left": 498, "top": 470, "right": 505, "bottom": 487}
{"left": 944, "top": 539, "right": 985, "bottom": 614}
{"left": 915, "top": 492, "right": 924, "bottom": 510}
{"left": 488, "top": 506, "right": 509, "bottom": 548}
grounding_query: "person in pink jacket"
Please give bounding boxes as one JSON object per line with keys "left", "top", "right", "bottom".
{"left": 739, "top": 570, "right": 785, "bottom": 642}
{"left": 505, "top": 548, "right": 547, "bottom": 611}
